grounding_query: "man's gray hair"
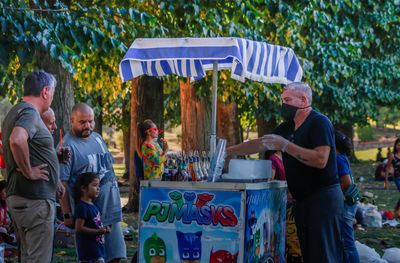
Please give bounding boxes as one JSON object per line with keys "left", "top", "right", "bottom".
{"left": 283, "top": 82, "right": 312, "bottom": 104}
{"left": 23, "top": 70, "right": 57, "bottom": 97}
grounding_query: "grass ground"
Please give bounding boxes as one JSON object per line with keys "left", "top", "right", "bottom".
{"left": 350, "top": 161, "right": 400, "bottom": 256}
{"left": 2, "top": 149, "right": 399, "bottom": 262}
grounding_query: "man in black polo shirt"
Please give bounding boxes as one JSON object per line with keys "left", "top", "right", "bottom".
{"left": 228, "top": 82, "right": 343, "bottom": 262}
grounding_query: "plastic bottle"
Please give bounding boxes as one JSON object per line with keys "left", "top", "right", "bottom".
{"left": 195, "top": 156, "right": 203, "bottom": 181}
{"left": 189, "top": 154, "right": 196, "bottom": 181}
{"left": 169, "top": 159, "right": 177, "bottom": 181}
{"left": 201, "top": 151, "right": 209, "bottom": 181}
{"left": 162, "top": 158, "right": 170, "bottom": 181}
{"left": 207, "top": 139, "right": 226, "bottom": 182}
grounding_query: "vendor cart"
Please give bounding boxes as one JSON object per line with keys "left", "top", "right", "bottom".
{"left": 119, "top": 37, "right": 302, "bottom": 263}
{"left": 138, "top": 180, "right": 286, "bottom": 263}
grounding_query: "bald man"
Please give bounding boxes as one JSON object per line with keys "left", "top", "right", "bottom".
{"left": 41, "top": 107, "right": 57, "bottom": 134}
{"left": 58, "top": 103, "right": 126, "bottom": 263}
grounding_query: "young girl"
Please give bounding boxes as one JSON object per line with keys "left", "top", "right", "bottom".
{"left": 74, "top": 172, "right": 111, "bottom": 263}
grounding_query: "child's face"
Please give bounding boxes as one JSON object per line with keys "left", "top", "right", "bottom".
{"left": 83, "top": 178, "right": 100, "bottom": 200}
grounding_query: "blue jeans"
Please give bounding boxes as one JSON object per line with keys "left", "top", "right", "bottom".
{"left": 343, "top": 203, "right": 360, "bottom": 263}
{"left": 394, "top": 177, "right": 400, "bottom": 191}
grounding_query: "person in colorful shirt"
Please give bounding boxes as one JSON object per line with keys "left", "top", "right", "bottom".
{"left": 135, "top": 120, "right": 168, "bottom": 180}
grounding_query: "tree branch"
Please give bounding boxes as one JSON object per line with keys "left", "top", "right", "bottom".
{"left": 1, "top": 7, "right": 68, "bottom": 12}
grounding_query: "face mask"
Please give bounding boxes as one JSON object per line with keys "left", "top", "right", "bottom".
{"left": 281, "top": 103, "right": 299, "bottom": 121}
{"left": 281, "top": 103, "right": 311, "bottom": 121}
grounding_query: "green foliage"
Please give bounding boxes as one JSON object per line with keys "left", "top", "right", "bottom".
{"left": 0, "top": 0, "right": 158, "bottom": 127}
{"left": 0, "top": 96, "right": 12, "bottom": 127}
{"left": 1, "top": 0, "right": 399, "bottom": 133}
{"left": 287, "top": 0, "right": 400, "bottom": 126}
{"left": 115, "top": 129, "right": 125, "bottom": 152}
{"left": 357, "top": 125, "right": 375, "bottom": 142}
{"left": 376, "top": 106, "right": 400, "bottom": 128}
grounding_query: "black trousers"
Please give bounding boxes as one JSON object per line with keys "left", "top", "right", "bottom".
{"left": 295, "top": 184, "right": 344, "bottom": 263}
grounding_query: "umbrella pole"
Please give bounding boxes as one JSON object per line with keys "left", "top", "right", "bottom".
{"left": 211, "top": 60, "right": 218, "bottom": 154}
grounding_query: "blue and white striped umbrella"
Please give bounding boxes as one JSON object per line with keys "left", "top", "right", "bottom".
{"left": 119, "top": 37, "right": 303, "bottom": 84}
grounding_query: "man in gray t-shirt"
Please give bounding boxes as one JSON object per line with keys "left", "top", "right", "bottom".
{"left": 2, "top": 70, "right": 64, "bottom": 263}
{"left": 59, "top": 102, "right": 126, "bottom": 263}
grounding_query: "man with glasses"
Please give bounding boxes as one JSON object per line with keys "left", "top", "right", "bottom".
{"left": 227, "top": 82, "right": 343, "bottom": 263}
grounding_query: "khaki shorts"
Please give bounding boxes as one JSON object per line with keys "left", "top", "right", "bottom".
{"left": 7, "top": 195, "right": 54, "bottom": 263}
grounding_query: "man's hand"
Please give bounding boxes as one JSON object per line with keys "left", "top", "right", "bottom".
{"left": 17, "top": 163, "right": 49, "bottom": 181}
{"left": 56, "top": 181, "right": 65, "bottom": 199}
{"left": 262, "top": 134, "right": 289, "bottom": 152}
{"left": 57, "top": 149, "right": 71, "bottom": 165}
{"left": 99, "top": 226, "right": 111, "bottom": 234}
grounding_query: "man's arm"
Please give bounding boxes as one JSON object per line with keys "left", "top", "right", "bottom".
{"left": 59, "top": 181, "right": 74, "bottom": 228}
{"left": 9, "top": 127, "right": 49, "bottom": 181}
{"left": 261, "top": 134, "right": 331, "bottom": 169}
{"left": 227, "top": 138, "right": 268, "bottom": 156}
{"left": 339, "top": 174, "right": 352, "bottom": 193}
{"left": 284, "top": 143, "right": 331, "bottom": 169}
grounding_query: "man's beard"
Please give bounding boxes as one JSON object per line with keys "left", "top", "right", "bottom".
{"left": 74, "top": 127, "right": 93, "bottom": 138}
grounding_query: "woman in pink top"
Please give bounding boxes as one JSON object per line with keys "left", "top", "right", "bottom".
{"left": 265, "top": 150, "right": 286, "bottom": 180}
{"left": 0, "top": 132, "right": 5, "bottom": 178}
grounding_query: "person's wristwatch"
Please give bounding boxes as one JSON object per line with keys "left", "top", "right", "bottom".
{"left": 63, "top": 212, "right": 73, "bottom": 219}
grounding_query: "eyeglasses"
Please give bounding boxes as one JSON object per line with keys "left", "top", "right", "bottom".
{"left": 145, "top": 127, "right": 164, "bottom": 134}
{"left": 145, "top": 127, "right": 158, "bottom": 133}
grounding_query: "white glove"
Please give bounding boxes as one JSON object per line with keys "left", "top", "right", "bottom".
{"left": 262, "top": 134, "right": 290, "bottom": 152}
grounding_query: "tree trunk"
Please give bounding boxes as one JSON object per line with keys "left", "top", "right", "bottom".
{"left": 334, "top": 122, "right": 358, "bottom": 162}
{"left": 121, "top": 96, "right": 131, "bottom": 180}
{"left": 125, "top": 76, "right": 164, "bottom": 212}
{"left": 93, "top": 94, "right": 103, "bottom": 135}
{"left": 36, "top": 52, "right": 74, "bottom": 146}
{"left": 180, "top": 78, "right": 211, "bottom": 152}
{"left": 217, "top": 99, "right": 241, "bottom": 147}
{"left": 122, "top": 126, "right": 130, "bottom": 180}
{"left": 256, "top": 115, "right": 278, "bottom": 137}
{"left": 217, "top": 99, "right": 241, "bottom": 170}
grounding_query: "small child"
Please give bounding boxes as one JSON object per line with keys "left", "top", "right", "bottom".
{"left": 74, "top": 172, "right": 111, "bottom": 263}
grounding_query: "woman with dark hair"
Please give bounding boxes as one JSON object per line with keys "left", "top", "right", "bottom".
{"left": 135, "top": 120, "right": 168, "bottom": 180}
{"left": 335, "top": 131, "right": 360, "bottom": 263}
{"left": 385, "top": 138, "right": 400, "bottom": 219}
